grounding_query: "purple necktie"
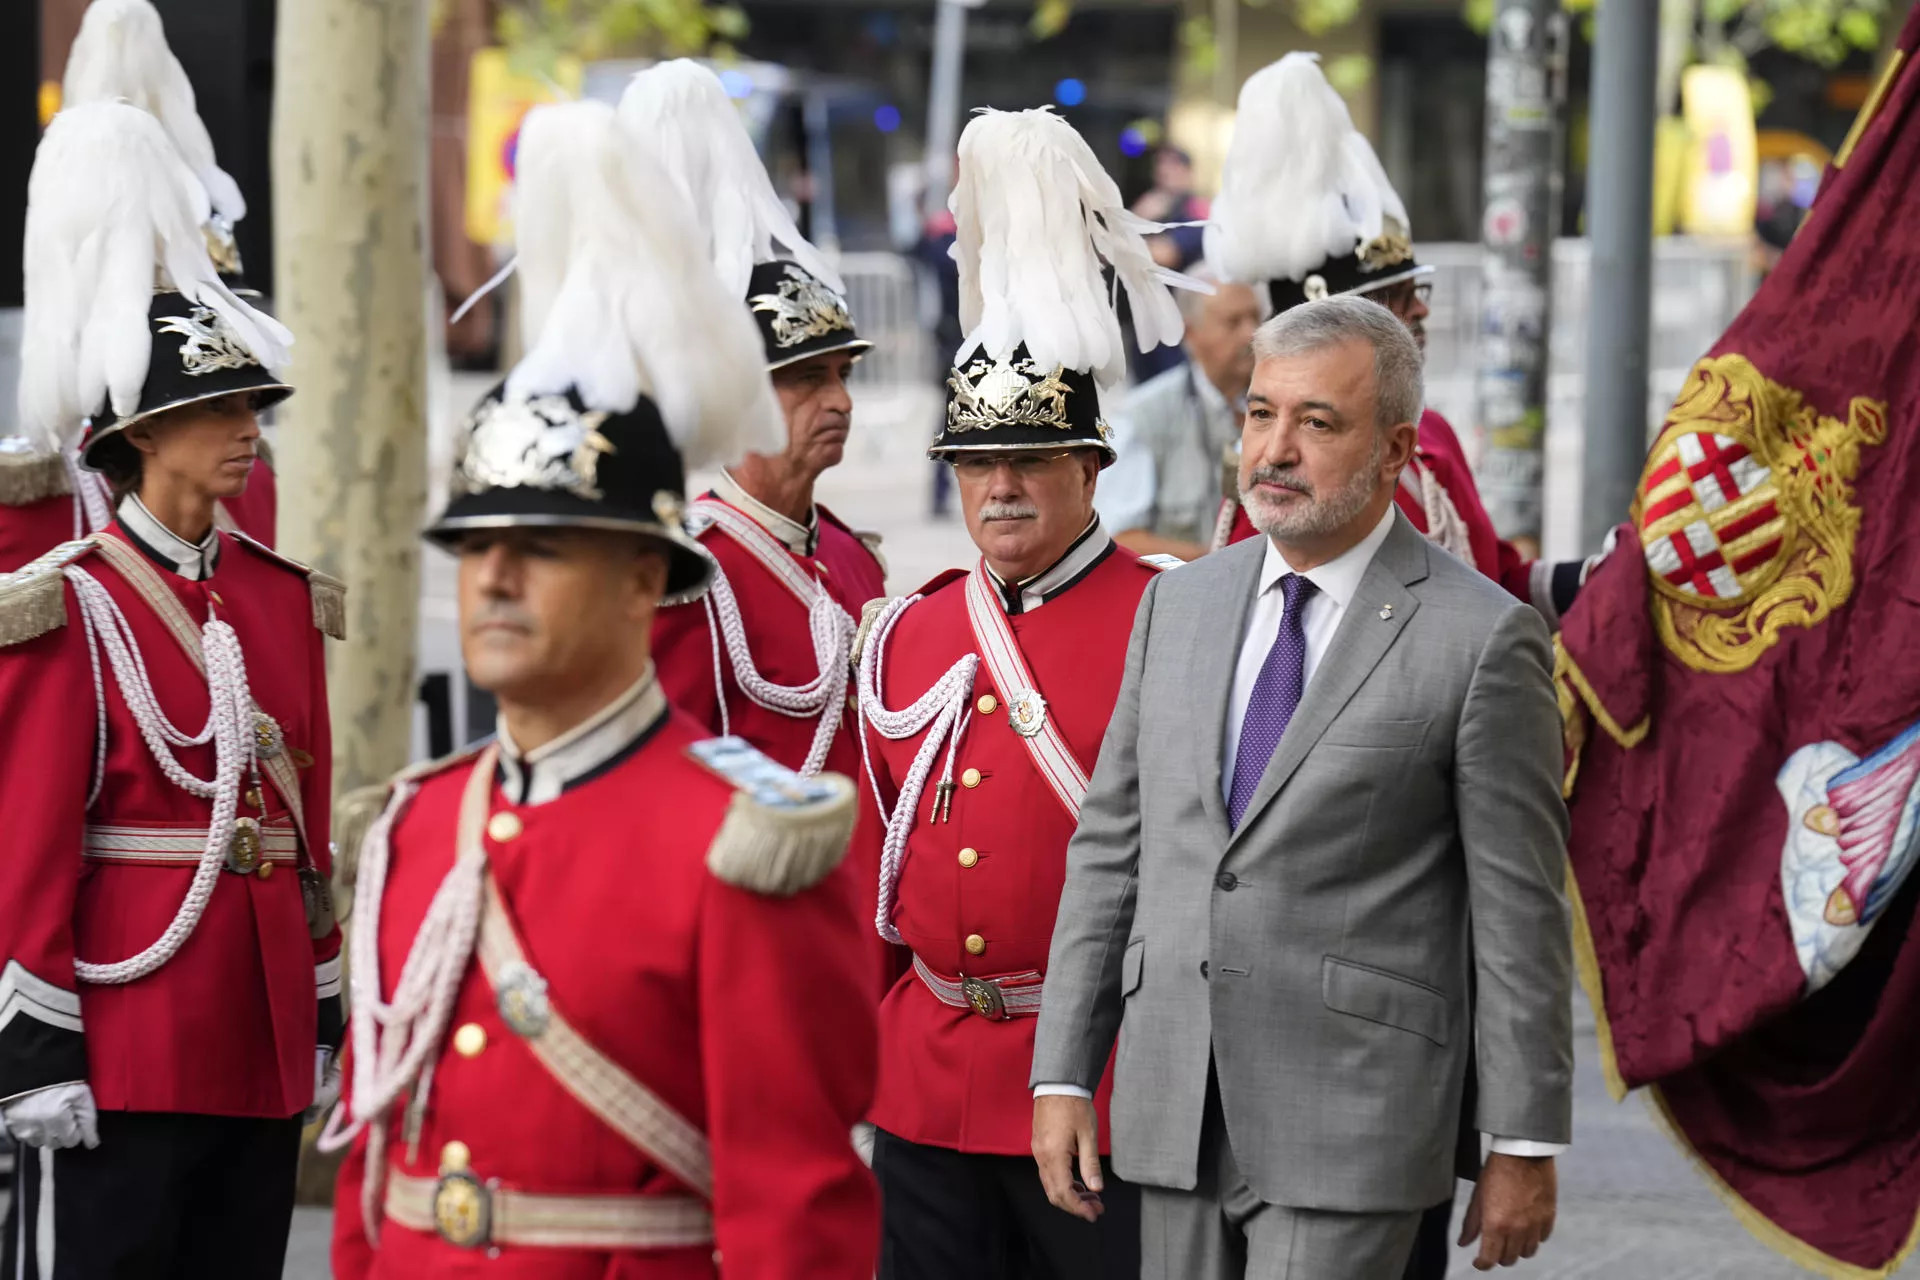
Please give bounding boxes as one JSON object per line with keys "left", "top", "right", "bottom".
{"left": 1227, "top": 573, "right": 1317, "bottom": 829}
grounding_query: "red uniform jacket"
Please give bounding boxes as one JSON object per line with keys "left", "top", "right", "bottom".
{"left": 858, "top": 545, "right": 1159, "bottom": 1155}
{"left": 0, "top": 524, "right": 338, "bottom": 1117}
{"left": 653, "top": 496, "right": 891, "bottom": 992}
{"left": 0, "top": 458, "right": 277, "bottom": 572}
{"left": 1221, "top": 410, "right": 1535, "bottom": 600}
{"left": 331, "top": 708, "right": 881, "bottom": 1280}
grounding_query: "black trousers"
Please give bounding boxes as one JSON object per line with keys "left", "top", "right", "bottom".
{"left": 1400, "top": 1193, "right": 1454, "bottom": 1279}
{"left": 874, "top": 1127, "right": 1141, "bottom": 1280}
{"left": 3, "top": 1112, "right": 303, "bottom": 1280}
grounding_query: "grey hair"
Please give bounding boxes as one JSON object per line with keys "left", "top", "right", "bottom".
{"left": 1249, "top": 295, "right": 1424, "bottom": 433}
{"left": 1174, "top": 261, "right": 1268, "bottom": 325}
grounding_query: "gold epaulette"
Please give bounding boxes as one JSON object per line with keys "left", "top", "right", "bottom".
{"left": 0, "top": 539, "right": 94, "bottom": 647}
{"left": 851, "top": 595, "right": 893, "bottom": 672}
{"left": 855, "top": 528, "right": 889, "bottom": 578}
{"left": 0, "top": 446, "right": 72, "bottom": 507}
{"left": 687, "top": 736, "right": 856, "bottom": 897}
{"left": 225, "top": 532, "right": 347, "bottom": 640}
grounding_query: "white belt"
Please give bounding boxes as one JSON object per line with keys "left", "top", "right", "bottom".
{"left": 912, "top": 955, "right": 1045, "bottom": 1020}
{"left": 83, "top": 821, "right": 299, "bottom": 867}
{"left": 384, "top": 1169, "right": 714, "bottom": 1251}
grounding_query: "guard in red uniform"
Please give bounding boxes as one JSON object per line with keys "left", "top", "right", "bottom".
{"left": 855, "top": 106, "right": 1200, "bottom": 1280}
{"left": 324, "top": 100, "right": 879, "bottom": 1280}
{"left": 0, "top": 0, "right": 279, "bottom": 571}
{"left": 1202, "top": 53, "right": 1595, "bottom": 635}
{"left": 624, "top": 61, "right": 887, "bottom": 780}
{"left": 0, "top": 101, "right": 340, "bottom": 1279}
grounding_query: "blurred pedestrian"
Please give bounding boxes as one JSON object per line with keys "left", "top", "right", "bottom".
{"left": 1098, "top": 266, "right": 1263, "bottom": 561}
{"left": 1129, "top": 146, "right": 1210, "bottom": 383}
{"left": 0, "top": 101, "right": 341, "bottom": 1280}
{"left": 0, "top": 0, "right": 280, "bottom": 570}
{"left": 857, "top": 106, "right": 1197, "bottom": 1280}
{"left": 324, "top": 100, "right": 879, "bottom": 1279}
{"left": 1032, "top": 296, "right": 1574, "bottom": 1279}
{"left": 914, "top": 203, "right": 965, "bottom": 518}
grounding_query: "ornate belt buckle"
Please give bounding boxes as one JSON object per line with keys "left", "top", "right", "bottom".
{"left": 432, "top": 1169, "right": 491, "bottom": 1249}
{"left": 225, "top": 817, "right": 263, "bottom": 875}
{"left": 961, "top": 975, "right": 1008, "bottom": 1021}
{"left": 496, "top": 960, "right": 552, "bottom": 1039}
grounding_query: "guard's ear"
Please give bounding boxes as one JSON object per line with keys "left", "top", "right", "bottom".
{"left": 629, "top": 543, "right": 670, "bottom": 614}
{"left": 123, "top": 420, "right": 159, "bottom": 458}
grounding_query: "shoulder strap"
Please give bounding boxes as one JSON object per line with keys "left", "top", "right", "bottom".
{"left": 0, "top": 539, "right": 93, "bottom": 646}
{"left": 687, "top": 498, "right": 828, "bottom": 613}
{"left": 961, "top": 561, "right": 1088, "bottom": 821}
{"left": 225, "top": 531, "right": 347, "bottom": 640}
{"left": 686, "top": 736, "right": 855, "bottom": 896}
{"left": 456, "top": 755, "right": 713, "bottom": 1197}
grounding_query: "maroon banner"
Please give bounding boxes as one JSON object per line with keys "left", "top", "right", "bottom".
{"left": 1558, "top": 13, "right": 1920, "bottom": 1274}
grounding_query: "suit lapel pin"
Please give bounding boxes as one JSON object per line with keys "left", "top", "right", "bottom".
{"left": 1378, "top": 603, "right": 1394, "bottom": 621}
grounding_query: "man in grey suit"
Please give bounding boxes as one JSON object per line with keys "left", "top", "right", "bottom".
{"left": 1030, "top": 296, "right": 1574, "bottom": 1277}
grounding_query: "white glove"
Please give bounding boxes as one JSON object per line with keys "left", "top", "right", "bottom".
{"left": 305, "top": 1048, "right": 341, "bottom": 1125}
{"left": 1580, "top": 524, "right": 1623, "bottom": 585}
{"left": 3, "top": 1082, "right": 100, "bottom": 1150}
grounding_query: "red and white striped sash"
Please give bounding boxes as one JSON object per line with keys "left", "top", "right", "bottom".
{"left": 961, "top": 562, "right": 1088, "bottom": 822}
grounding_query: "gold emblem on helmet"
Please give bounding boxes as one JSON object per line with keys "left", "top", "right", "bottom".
{"left": 946, "top": 355, "right": 1078, "bottom": 434}
{"left": 749, "top": 264, "right": 855, "bottom": 348}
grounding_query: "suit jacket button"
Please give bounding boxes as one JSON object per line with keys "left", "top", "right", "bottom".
{"left": 964, "top": 933, "right": 987, "bottom": 956}
{"left": 1200, "top": 960, "right": 1209, "bottom": 978}
{"left": 1215, "top": 871, "right": 1238, "bottom": 891}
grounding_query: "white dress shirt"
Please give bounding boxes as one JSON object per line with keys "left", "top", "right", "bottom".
{"left": 495, "top": 667, "right": 669, "bottom": 806}
{"left": 1038, "top": 506, "right": 1567, "bottom": 1158}
{"left": 116, "top": 494, "right": 220, "bottom": 581}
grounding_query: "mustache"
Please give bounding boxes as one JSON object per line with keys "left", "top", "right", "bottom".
{"left": 1244, "top": 466, "right": 1312, "bottom": 496}
{"left": 467, "top": 601, "right": 536, "bottom": 634}
{"left": 978, "top": 499, "right": 1039, "bottom": 521}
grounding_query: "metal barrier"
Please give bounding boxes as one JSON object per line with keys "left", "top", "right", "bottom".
{"left": 836, "top": 250, "right": 934, "bottom": 388}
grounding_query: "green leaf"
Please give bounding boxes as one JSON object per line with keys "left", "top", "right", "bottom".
{"left": 1031, "top": 0, "right": 1073, "bottom": 40}
{"left": 1837, "top": 8, "right": 1881, "bottom": 48}
{"left": 1325, "top": 53, "right": 1374, "bottom": 92}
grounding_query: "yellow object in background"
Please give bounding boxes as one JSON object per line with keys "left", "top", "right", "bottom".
{"left": 1680, "top": 65, "right": 1758, "bottom": 237}
{"left": 39, "top": 81, "right": 60, "bottom": 128}
{"left": 464, "top": 48, "right": 582, "bottom": 246}
{"left": 1651, "top": 116, "right": 1689, "bottom": 237}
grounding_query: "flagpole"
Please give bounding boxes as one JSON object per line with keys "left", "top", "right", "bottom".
{"left": 1582, "top": 0, "right": 1658, "bottom": 551}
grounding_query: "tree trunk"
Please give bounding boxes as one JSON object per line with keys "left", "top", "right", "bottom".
{"left": 1473, "top": 0, "right": 1566, "bottom": 549}
{"left": 271, "top": 0, "right": 430, "bottom": 1203}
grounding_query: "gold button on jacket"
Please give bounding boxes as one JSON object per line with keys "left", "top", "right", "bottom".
{"left": 487, "top": 811, "right": 523, "bottom": 842}
{"left": 961, "top": 768, "right": 982, "bottom": 789}
{"left": 964, "top": 933, "right": 987, "bottom": 956}
{"left": 453, "top": 1023, "right": 488, "bottom": 1058}
{"left": 976, "top": 694, "right": 998, "bottom": 715}
{"left": 957, "top": 848, "right": 979, "bottom": 868}
{"left": 440, "top": 1140, "right": 471, "bottom": 1172}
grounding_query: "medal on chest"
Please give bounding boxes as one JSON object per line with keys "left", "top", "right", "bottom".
{"left": 1006, "top": 687, "right": 1048, "bottom": 739}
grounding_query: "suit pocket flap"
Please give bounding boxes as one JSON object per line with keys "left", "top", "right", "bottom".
{"left": 1322, "top": 956, "right": 1450, "bottom": 1046}
{"left": 1121, "top": 938, "right": 1145, "bottom": 996}
{"left": 1320, "top": 717, "right": 1429, "bottom": 750}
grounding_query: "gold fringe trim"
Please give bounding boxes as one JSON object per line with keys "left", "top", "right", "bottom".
{"left": 705, "top": 771, "right": 855, "bottom": 896}
{"left": 330, "top": 782, "right": 392, "bottom": 923}
{"left": 1835, "top": 48, "right": 1907, "bottom": 170}
{"left": 0, "top": 570, "right": 68, "bottom": 646}
{"left": 1643, "top": 1084, "right": 1920, "bottom": 1279}
{"left": 1565, "top": 866, "right": 1628, "bottom": 1102}
{"left": 309, "top": 571, "right": 346, "bottom": 641}
{"left": 1553, "top": 638, "right": 1589, "bottom": 799}
{"left": 0, "top": 449, "right": 71, "bottom": 507}
{"left": 851, "top": 596, "right": 890, "bottom": 674}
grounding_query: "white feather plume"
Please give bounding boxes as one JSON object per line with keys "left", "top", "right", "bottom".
{"left": 505, "top": 100, "right": 783, "bottom": 470}
{"left": 19, "top": 102, "right": 292, "bottom": 451}
{"left": 950, "top": 107, "right": 1198, "bottom": 393}
{"left": 615, "top": 59, "right": 842, "bottom": 298}
{"left": 1205, "top": 52, "right": 1406, "bottom": 286}
{"left": 62, "top": 0, "right": 246, "bottom": 224}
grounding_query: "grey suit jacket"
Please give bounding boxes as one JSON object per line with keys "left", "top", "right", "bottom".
{"left": 1031, "top": 512, "right": 1574, "bottom": 1212}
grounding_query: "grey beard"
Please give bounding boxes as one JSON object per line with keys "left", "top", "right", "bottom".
{"left": 1240, "top": 444, "right": 1382, "bottom": 542}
